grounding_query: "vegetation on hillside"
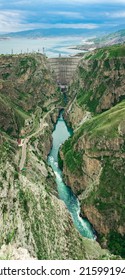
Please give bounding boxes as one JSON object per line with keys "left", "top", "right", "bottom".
{"left": 62, "top": 45, "right": 125, "bottom": 258}
{"left": 62, "top": 100, "right": 125, "bottom": 176}
{"left": 69, "top": 45, "right": 125, "bottom": 114}
{"left": 0, "top": 54, "right": 60, "bottom": 138}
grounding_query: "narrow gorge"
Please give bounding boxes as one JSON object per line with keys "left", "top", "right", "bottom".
{"left": 48, "top": 110, "right": 94, "bottom": 239}
{"left": 60, "top": 45, "right": 125, "bottom": 259}
{"left": 0, "top": 47, "right": 124, "bottom": 260}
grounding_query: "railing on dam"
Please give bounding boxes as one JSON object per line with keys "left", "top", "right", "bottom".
{"left": 48, "top": 57, "right": 81, "bottom": 87}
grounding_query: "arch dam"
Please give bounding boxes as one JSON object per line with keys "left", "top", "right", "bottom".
{"left": 48, "top": 56, "right": 81, "bottom": 91}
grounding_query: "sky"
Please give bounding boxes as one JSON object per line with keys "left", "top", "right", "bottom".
{"left": 1, "top": 0, "right": 125, "bottom": 34}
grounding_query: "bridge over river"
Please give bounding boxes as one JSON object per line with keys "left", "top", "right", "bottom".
{"left": 48, "top": 56, "right": 81, "bottom": 90}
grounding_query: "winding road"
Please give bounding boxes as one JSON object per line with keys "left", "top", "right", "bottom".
{"left": 19, "top": 107, "right": 55, "bottom": 171}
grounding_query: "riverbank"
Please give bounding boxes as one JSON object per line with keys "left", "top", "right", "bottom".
{"left": 48, "top": 111, "right": 95, "bottom": 239}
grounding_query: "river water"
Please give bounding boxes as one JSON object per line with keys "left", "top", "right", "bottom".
{"left": 48, "top": 111, "right": 94, "bottom": 239}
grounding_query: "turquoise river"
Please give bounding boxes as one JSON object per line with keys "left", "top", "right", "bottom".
{"left": 48, "top": 111, "right": 95, "bottom": 239}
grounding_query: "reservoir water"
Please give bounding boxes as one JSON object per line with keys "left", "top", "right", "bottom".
{"left": 0, "top": 37, "right": 85, "bottom": 57}
{"left": 48, "top": 111, "right": 94, "bottom": 239}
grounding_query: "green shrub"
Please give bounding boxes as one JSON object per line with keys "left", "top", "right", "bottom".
{"left": 19, "top": 189, "right": 29, "bottom": 214}
{"left": 108, "top": 231, "right": 125, "bottom": 258}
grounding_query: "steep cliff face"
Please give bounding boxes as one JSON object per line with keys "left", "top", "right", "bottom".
{"left": 0, "top": 53, "right": 60, "bottom": 138}
{"left": 66, "top": 45, "right": 125, "bottom": 128}
{"left": 0, "top": 53, "right": 111, "bottom": 260}
{"left": 1, "top": 132, "right": 112, "bottom": 260}
{"left": 62, "top": 45, "right": 125, "bottom": 258}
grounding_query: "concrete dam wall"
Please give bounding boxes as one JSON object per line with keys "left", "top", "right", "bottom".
{"left": 48, "top": 57, "right": 81, "bottom": 86}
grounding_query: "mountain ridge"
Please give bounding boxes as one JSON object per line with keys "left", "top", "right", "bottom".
{"left": 61, "top": 44, "right": 125, "bottom": 258}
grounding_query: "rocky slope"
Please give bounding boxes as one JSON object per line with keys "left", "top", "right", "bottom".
{"left": 61, "top": 45, "right": 125, "bottom": 258}
{"left": 66, "top": 44, "right": 125, "bottom": 128}
{"left": 0, "top": 53, "right": 62, "bottom": 138}
{"left": 73, "top": 29, "right": 125, "bottom": 52}
{"left": 0, "top": 53, "right": 112, "bottom": 260}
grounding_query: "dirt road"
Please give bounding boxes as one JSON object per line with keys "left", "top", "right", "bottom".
{"left": 19, "top": 107, "right": 55, "bottom": 171}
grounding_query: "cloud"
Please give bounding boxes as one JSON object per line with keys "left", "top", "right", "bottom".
{"left": 50, "top": 23, "right": 98, "bottom": 29}
{"left": 108, "top": 11, "right": 125, "bottom": 18}
{"left": 33, "top": 0, "right": 124, "bottom": 2}
{"left": 46, "top": 11, "right": 84, "bottom": 19}
{"left": 0, "top": 8, "right": 98, "bottom": 33}
{"left": 65, "top": 0, "right": 125, "bottom": 3}
{"left": 3, "top": 0, "right": 125, "bottom": 6}
{"left": 27, "top": 23, "right": 98, "bottom": 30}
{"left": 0, "top": 10, "right": 25, "bottom": 32}
{"left": 0, "top": 0, "right": 125, "bottom": 33}
{"left": 0, "top": 10, "right": 42, "bottom": 32}
{"left": 32, "top": 0, "right": 125, "bottom": 3}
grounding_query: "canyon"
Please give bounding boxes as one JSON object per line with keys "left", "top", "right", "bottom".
{"left": 0, "top": 47, "right": 124, "bottom": 259}
{"left": 0, "top": 53, "right": 109, "bottom": 260}
{"left": 61, "top": 45, "right": 125, "bottom": 258}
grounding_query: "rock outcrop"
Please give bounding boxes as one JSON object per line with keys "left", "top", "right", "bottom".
{"left": 0, "top": 53, "right": 60, "bottom": 138}
{"left": 0, "top": 53, "right": 111, "bottom": 260}
{"left": 66, "top": 45, "right": 125, "bottom": 128}
{"left": 62, "top": 45, "right": 125, "bottom": 258}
